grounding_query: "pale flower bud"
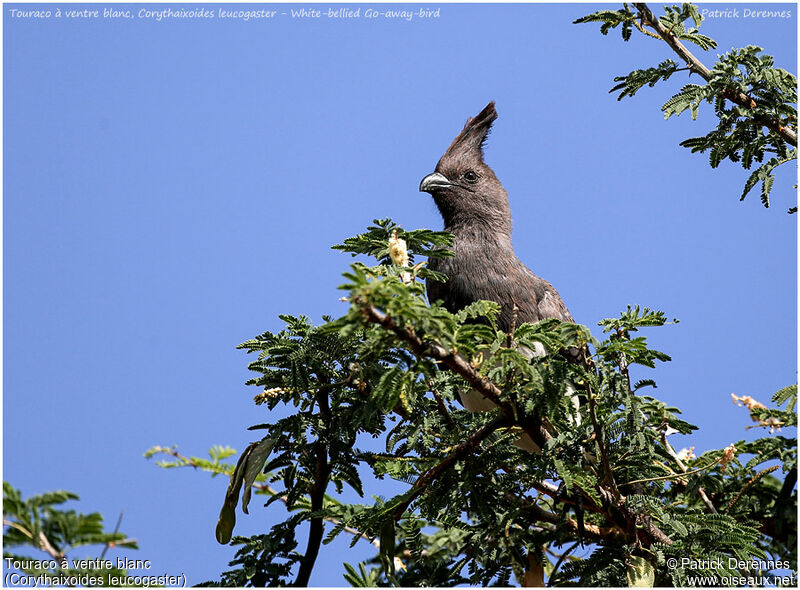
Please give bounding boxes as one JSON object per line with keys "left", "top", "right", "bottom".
{"left": 720, "top": 444, "right": 737, "bottom": 474}
{"left": 731, "top": 393, "right": 766, "bottom": 419}
{"left": 388, "top": 229, "right": 412, "bottom": 284}
{"left": 254, "top": 387, "right": 285, "bottom": 405}
{"left": 388, "top": 230, "right": 409, "bottom": 267}
{"left": 759, "top": 416, "right": 783, "bottom": 433}
{"left": 676, "top": 446, "right": 695, "bottom": 462}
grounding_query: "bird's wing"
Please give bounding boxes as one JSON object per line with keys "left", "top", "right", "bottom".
{"left": 537, "top": 283, "right": 574, "bottom": 323}
{"left": 504, "top": 264, "right": 574, "bottom": 328}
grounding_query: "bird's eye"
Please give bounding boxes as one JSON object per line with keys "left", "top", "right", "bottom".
{"left": 463, "top": 170, "right": 478, "bottom": 183}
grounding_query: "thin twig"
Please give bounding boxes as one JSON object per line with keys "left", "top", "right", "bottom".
{"left": 2, "top": 519, "right": 34, "bottom": 541}
{"left": 100, "top": 511, "right": 125, "bottom": 560}
{"left": 624, "top": 2, "right": 661, "bottom": 40}
{"left": 625, "top": 458, "right": 722, "bottom": 485}
{"left": 726, "top": 465, "right": 780, "bottom": 512}
{"left": 547, "top": 541, "right": 581, "bottom": 587}
{"left": 430, "top": 381, "right": 458, "bottom": 430}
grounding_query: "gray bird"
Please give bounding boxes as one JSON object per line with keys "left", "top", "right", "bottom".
{"left": 419, "top": 101, "right": 576, "bottom": 449}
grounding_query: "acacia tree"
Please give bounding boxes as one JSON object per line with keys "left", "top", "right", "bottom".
{"left": 148, "top": 217, "right": 796, "bottom": 586}
{"left": 147, "top": 4, "right": 797, "bottom": 586}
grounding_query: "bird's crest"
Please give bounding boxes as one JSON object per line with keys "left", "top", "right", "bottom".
{"left": 442, "top": 101, "right": 497, "bottom": 161}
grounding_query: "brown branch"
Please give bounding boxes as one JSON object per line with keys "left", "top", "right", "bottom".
{"left": 633, "top": 2, "right": 797, "bottom": 146}
{"left": 523, "top": 552, "right": 545, "bottom": 587}
{"left": 359, "top": 302, "right": 551, "bottom": 450}
{"left": 505, "top": 493, "right": 628, "bottom": 543}
{"left": 359, "top": 302, "right": 673, "bottom": 547}
{"left": 530, "top": 463, "right": 673, "bottom": 546}
{"left": 638, "top": 514, "right": 674, "bottom": 546}
{"left": 633, "top": 3, "right": 711, "bottom": 78}
{"left": 530, "top": 479, "right": 561, "bottom": 497}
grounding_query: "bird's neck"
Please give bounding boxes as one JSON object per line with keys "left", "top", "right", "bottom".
{"left": 444, "top": 219, "right": 514, "bottom": 251}
{"left": 436, "top": 201, "right": 513, "bottom": 241}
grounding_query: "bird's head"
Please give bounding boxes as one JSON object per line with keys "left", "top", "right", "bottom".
{"left": 420, "top": 101, "right": 512, "bottom": 234}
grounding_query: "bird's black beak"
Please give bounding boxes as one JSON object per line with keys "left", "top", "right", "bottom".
{"left": 419, "top": 172, "right": 452, "bottom": 193}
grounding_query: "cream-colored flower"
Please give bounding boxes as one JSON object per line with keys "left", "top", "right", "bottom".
{"left": 254, "top": 387, "right": 285, "bottom": 405}
{"left": 388, "top": 230, "right": 412, "bottom": 284}
{"left": 388, "top": 230, "right": 409, "bottom": 268}
{"left": 720, "top": 443, "right": 737, "bottom": 474}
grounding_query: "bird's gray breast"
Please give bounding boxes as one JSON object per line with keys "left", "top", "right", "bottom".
{"left": 425, "top": 249, "right": 484, "bottom": 314}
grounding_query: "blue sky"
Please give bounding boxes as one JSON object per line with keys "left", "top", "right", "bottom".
{"left": 4, "top": 2, "right": 796, "bottom": 585}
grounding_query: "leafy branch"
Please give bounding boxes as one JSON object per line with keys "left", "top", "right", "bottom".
{"left": 576, "top": 2, "right": 798, "bottom": 212}
{"left": 3, "top": 483, "right": 139, "bottom": 586}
